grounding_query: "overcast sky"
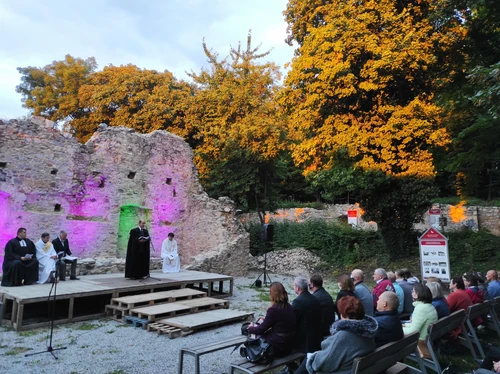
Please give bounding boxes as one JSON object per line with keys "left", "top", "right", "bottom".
{"left": 0, "top": 0, "right": 294, "bottom": 119}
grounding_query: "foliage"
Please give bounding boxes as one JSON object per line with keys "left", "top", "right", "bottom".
{"left": 432, "top": 197, "right": 500, "bottom": 207}
{"left": 16, "top": 56, "right": 194, "bottom": 142}
{"left": 77, "top": 65, "right": 194, "bottom": 142}
{"left": 434, "top": 0, "right": 500, "bottom": 200}
{"left": 447, "top": 229, "right": 500, "bottom": 275}
{"left": 247, "top": 220, "right": 387, "bottom": 266}
{"left": 185, "top": 33, "right": 286, "bottom": 221}
{"left": 281, "top": 0, "right": 458, "bottom": 178}
{"left": 16, "top": 54, "right": 97, "bottom": 125}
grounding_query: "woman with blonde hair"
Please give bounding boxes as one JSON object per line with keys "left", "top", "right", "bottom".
{"left": 247, "top": 282, "right": 296, "bottom": 357}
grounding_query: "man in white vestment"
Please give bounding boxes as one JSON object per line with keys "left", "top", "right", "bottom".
{"left": 161, "top": 232, "right": 180, "bottom": 273}
{"left": 35, "top": 233, "right": 58, "bottom": 283}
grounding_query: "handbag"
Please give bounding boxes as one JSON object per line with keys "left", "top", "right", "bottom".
{"left": 239, "top": 337, "right": 274, "bottom": 365}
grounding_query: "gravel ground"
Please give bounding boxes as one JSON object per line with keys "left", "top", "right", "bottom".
{"left": 0, "top": 272, "right": 322, "bottom": 374}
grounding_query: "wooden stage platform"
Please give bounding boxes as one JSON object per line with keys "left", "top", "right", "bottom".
{"left": 0, "top": 269, "right": 233, "bottom": 331}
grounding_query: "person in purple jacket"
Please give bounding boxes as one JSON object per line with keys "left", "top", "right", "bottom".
{"left": 247, "top": 282, "right": 297, "bottom": 357}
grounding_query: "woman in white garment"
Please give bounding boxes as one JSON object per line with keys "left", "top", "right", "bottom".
{"left": 35, "top": 232, "right": 58, "bottom": 283}
{"left": 161, "top": 232, "right": 180, "bottom": 273}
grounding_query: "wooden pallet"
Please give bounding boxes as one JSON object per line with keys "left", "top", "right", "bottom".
{"left": 147, "top": 322, "right": 185, "bottom": 338}
{"left": 123, "top": 315, "right": 150, "bottom": 329}
{"left": 149, "top": 309, "right": 253, "bottom": 339}
{"left": 105, "top": 304, "right": 128, "bottom": 321}
{"left": 128, "top": 297, "right": 229, "bottom": 321}
{"left": 110, "top": 288, "right": 206, "bottom": 309}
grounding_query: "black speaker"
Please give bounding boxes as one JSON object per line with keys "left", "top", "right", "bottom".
{"left": 260, "top": 224, "right": 274, "bottom": 242}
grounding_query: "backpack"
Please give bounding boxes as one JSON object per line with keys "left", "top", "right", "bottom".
{"left": 239, "top": 337, "right": 274, "bottom": 365}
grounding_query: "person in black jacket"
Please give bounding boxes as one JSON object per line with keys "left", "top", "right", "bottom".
{"left": 310, "top": 274, "right": 335, "bottom": 336}
{"left": 52, "top": 230, "right": 79, "bottom": 281}
{"left": 125, "top": 220, "right": 151, "bottom": 279}
{"left": 292, "top": 276, "right": 322, "bottom": 353}
{"left": 373, "top": 291, "right": 404, "bottom": 347}
{"left": 1, "top": 228, "right": 39, "bottom": 286}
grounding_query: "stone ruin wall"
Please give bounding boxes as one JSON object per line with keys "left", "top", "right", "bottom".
{"left": 242, "top": 204, "right": 500, "bottom": 235}
{"left": 0, "top": 117, "right": 249, "bottom": 276}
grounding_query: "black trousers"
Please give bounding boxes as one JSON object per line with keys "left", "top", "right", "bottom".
{"left": 58, "top": 259, "right": 77, "bottom": 280}
{"left": 480, "top": 346, "right": 500, "bottom": 370}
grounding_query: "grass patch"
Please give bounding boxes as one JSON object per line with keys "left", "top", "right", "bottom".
{"left": 75, "top": 322, "right": 101, "bottom": 331}
{"left": 5, "top": 346, "right": 32, "bottom": 355}
{"left": 0, "top": 344, "right": 8, "bottom": 349}
{"left": 18, "top": 330, "right": 41, "bottom": 337}
{"left": 107, "top": 330, "right": 115, "bottom": 334}
{"left": 109, "top": 348, "right": 120, "bottom": 354}
{"left": 106, "top": 371, "right": 126, "bottom": 374}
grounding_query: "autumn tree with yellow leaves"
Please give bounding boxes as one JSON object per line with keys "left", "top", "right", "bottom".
{"left": 17, "top": 56, "right": 193, "bottom": 142}
{"left": 185, "top": 34, "right": 286, "bottom": 222}
{"left": 281, "top": 0, "right": 464, "bottom": 257}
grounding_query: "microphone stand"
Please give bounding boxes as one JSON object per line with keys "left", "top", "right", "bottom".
{"left": 26, "top": 262, "right": 67, "bottom": 360}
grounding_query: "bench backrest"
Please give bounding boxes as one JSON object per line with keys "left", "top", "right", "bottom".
{"left": 427, "top": 310, "right": 465, "bottom": 341}
{"left": 467, "top": 300, "right": 492, "bottom": 321}
{"left": 351, "top": 331, "right": 419, "bottom": 374}
{"left": 492, "top": 296, "right": 500, "bottom": 315}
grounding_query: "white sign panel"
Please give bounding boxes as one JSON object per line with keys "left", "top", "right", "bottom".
{"left": 428, "top": 208, "right": 441, "bottom": 229}
{"left": 419, "top": 228, "right": 450, "bottom": 283}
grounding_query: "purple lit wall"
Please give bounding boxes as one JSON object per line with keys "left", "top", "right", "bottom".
{"left": 0, "top": 117, "right": 249, "bottom": 276}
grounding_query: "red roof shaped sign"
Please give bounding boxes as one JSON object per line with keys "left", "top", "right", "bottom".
{"left": 419, "top": 227, "right": 447, "bottom": 241}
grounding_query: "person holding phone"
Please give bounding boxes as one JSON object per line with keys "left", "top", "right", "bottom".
{"left": 1, "top": 228, "right": 39, "bottom": 286}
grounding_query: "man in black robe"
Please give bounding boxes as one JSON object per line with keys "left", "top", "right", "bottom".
{"left": 125, "top": 220, "right": 151, "bottom": 279}
{"left": 2, "top": 228, "right": 39, "bottom": 286}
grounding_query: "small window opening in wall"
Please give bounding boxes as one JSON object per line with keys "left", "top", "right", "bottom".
{"left": 173, "top": 188, "right": 177, "bottom": 197}
{"left": 51, "top": 169, "right": 58, "bottom": 175}
{"left": 54, "top": 204, "right": 62, "bottom": 212}
{"left": 99, "top": 179, "right": 105, "bottom": 188}
{"left": 165, "top": 178, "right": 172, "bottom": 185}
{"left": 0, "top": 162, "right": 6, "bottom": 168}
{"left": 128, "top": 172, "right": 136, "bottom": 179}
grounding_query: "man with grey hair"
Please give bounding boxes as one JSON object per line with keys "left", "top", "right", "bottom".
{"left": 292, "top": 276, "right": 322, "bottom": 353}
{"left": 374, "top": 291, "right": 404, "bottom": 347}
{"left": 351, "top": 269, "right": 374, "bottom": 316}
{"left": 52, "top": 230, "right": 79, "bottom": 281}
{"left": 372, "top": 268, "right": 394, "bottom": 307}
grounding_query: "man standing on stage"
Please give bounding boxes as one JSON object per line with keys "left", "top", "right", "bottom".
{"left": 1, "top": 228, "right": 39, "bottom": 286}
{"left": 125, "top": 220, "right": 151, "bottom": 279}
{"left": 52, "top": 230, "right": 79, "bottom": 281}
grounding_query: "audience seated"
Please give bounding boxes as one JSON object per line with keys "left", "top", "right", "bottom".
{"left": 310, "top": 274, "right": 336, "bottom": 337}
{"left": 351, "top": 269, "right": 374, "bottom": 316}
{"left": 292, "top": 276, "right": 323, "bottom": 354}
{"left": 387, "top": 271, "right": 404, "bottom": 314}
{"left": 447, "top": 276, "right": 473, "bottom": 313}
{"left": 293, "top": 296, "right": 377, "bottom": 374}
{"left": 248, "top": 282, "right": 296, "bottom": 357}
{"left": 372, "top": 268, "right": 395, "bottom": 307}
{"left": 486, "top": 269, "right": 500, "bottom": 300}
{"left": 373, "top": 291, "right": 404, "bottom": 347}
{"left": 464, "top": 273, "right": 484, "bottom": 304}
{"left": 336, "top": 274, "right": 355, "bottom": 319}
{"left": 395, "top": 269, "right": 415, "bottom": 316}
{"left": 403, "top": 268, "right": 420, "bottom": 285}
{"left": 427, "top": 281, "right": 450, "bottom": 319}
{"left": 474, "top": 346, "right": 500, "bottom": 374}
{"left": 402, "top": 283, "right": 438, "bottom": 342}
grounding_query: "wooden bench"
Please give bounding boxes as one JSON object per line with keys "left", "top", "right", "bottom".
{"left": 178, "top": 335, "right": 247, "bottom": 374}
{"left": 407, "top": 310, "right": 474, "bottom": 373}
{"left": 486, "top": 296, "right": 500, "bottom": 339}
{"left": 352, "top": 331, "right": 426, "bottom": 374}
{"left": 230, "top": 351, "right": 306, "bottom": 374}
{"left": 465, "top": 300, "right": 492, "bottom": 361}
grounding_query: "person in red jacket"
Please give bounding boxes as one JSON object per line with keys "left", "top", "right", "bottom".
{"left": 447, "top": 276, "right": 473, "bottom": 313}
{"left": 372, "top": 268, "right": 395, "bottom": 309}
{"left": 464, "top": 273, "right": 485, "bottom": 326}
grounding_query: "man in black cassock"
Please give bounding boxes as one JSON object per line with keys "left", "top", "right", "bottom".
{"left": 125, "top": 220, "right": 151, "bottom": 279}
{"left": 2, "top": 228, "right": 39, "bottom": 286}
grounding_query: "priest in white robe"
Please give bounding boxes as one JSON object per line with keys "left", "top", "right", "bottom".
{"left": 35, "top": 233, "right": 58, "bottom": 283}
{"left": 161, "top": 232, "right": 180, "bottom": 273}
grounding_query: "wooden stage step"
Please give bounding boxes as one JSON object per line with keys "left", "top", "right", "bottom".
{"left": 105, "top": 288, "right": 207, "bottom": 321}
{"left": 128, "top": 297, "right": 229, "bottom": 321}
{"left": 147, "top": 309, "right": 253, "bottom": 338}
{"left": 111, "top": 288, "right": 206, "bottom": 308}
